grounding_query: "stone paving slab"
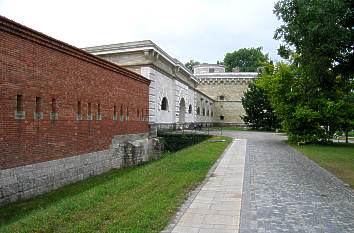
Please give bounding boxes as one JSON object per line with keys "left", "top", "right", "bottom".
{"left": 166, "top": 139, "right": 247, "bottom": 233}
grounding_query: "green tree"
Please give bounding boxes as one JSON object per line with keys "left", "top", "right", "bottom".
{"left": 257, "top": 61, "right": 328, "bottom": 143}
{"left": 336, "top": 91, "right": 354, "bottom": 143}
{"left": 223, "top": 47, "right": 268, "bottom": 72}
{"left": 274, "top": 0, "right": 354, "bottom": 81}
{"left": 267, "top": 0, "right": 354, "bottom": 143}
{"left": 184, "top": 60, "right": 200, "bottom": 72}
{"left": 241, "top": 82, "right": 279, "bottom": 131}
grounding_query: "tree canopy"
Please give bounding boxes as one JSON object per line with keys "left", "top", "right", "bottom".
{"left": 184, "top": 60, "right": 200, "bottom": 72}
{"left": 241, "top": 81, "right": 279, "bottom": 131}
{"left": 255, "top": 0, "right": 354, "bottom": 143}
{"left": 274, "top": 0, "right": 353, "bottom": 90}
{"left": 223, "top": 47, "right": 268, "bottom": 72}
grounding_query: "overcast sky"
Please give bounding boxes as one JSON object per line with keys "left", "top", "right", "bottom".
{"left": 0, "top": 0, "right": 281, "bottom": 64}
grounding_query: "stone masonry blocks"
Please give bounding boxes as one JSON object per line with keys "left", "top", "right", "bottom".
{"left": 0, "top": 133, "right": 163, "bottom": 206}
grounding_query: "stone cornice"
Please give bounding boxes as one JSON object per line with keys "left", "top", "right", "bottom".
{"left": 199, "top": 77, "right": 254, "bottom": 85}
{"left": 195, "top": 72, "right": 258, "bottom": 78}
{"left": 133, "top": 64, "right": 214, "bottom": 102}
{"left": 0, "top": 15, "right": 150, "bottom": 85}
{"left": 82, "top": 40, "right": 199, "bottom": 84}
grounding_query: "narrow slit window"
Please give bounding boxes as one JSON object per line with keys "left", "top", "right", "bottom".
{"left": 51, "top": 98, "right": 57, "bottom": 112}
{"left": 16, "top": 94, "right": 23, "bottom": 112}
{"left": 77, "top": 101, "right": 82, "bottom": 120}
{"left": 137, "top": 109, "right": 140, "bottom": 120}
{"left": 96, "top": 103, "right": 101, "bottom": 120}
{"left": 50, "top": 98, "right": 58, "bottom": 120}
{"left": 35, "top": 97, "right": 41, "bottom": 113}
{"left": 113, "top": 105, "right": 117, "bottom": 121}
{"left": 120, "top": 105, "right": 124, "bottom": 121}
{"left": 34, "top": 97, "right": 43, "bottom": 120}
{"left": 126, "top": 107, "right": 129, "bottom": 121}
{"left": 87, "top": 102, "right": 92, "bottom": 120}
{"left": 15, "top": 94, "right": 25, "bottom": 119}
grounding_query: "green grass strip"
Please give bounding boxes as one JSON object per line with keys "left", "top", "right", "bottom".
{"left": 293, "top": 143, "right": 354, "bottom": 189}
{"left": 0, "top": 136, "right": 232, "bottom": 233}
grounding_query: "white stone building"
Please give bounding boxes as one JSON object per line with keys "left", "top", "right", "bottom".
{"left": 83, "top": 41, "right": 214, "bottom": 132}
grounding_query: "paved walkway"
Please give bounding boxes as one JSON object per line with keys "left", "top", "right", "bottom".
{"left": 223, "top": 131, "right": 354, "bottom": 233}
{"left": 169, "top": 139, "right": 247, "bottom": 233}
{"left": 164, "top": 131, "right": 354, "bottom": 233}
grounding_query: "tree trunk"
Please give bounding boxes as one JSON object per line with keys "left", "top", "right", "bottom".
{"left": 345, "top": 129, "right": 349, "bottom": 143}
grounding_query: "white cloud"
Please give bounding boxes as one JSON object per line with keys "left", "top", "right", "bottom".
{"left": 0, "top": 0, "right": 281, "bottom": 63}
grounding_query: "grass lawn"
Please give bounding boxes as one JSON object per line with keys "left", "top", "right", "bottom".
{"left": 293, "top": 143, "right": 354, "bottom": 189}
{"left": 0, "top": 136, "right": 231, "bottom": 233}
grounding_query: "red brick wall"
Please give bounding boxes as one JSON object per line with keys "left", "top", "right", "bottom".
{"left": 0, "top": 16, "right": 150, "bottom": 169}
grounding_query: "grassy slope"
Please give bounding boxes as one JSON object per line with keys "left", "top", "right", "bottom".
{"left": 293, "top": 143, "right": 354, "bottom": 189}
{"left": 0, "top": 136, "right": 232, "bottom": 233}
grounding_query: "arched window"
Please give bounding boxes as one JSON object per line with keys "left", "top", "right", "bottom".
{"left": 202, "top": 108, "right": 205, "bottom": 116}
{"left": 196, "top": 107, "right": 200, "bottom": 115}
{"left": 188, "top": 104, "right": 192, "bottom": 114}
{"left": 161, "top": 97, "right": 168, "bottom": 111}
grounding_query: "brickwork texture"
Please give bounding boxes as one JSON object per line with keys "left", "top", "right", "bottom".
{"left": 0, "top": 16, "right": 150, "bottom": 170}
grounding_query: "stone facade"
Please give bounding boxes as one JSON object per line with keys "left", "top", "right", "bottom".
{"left": 195, "top": 64, "right": 257, "bottom": 125}
{"left": 83, "top": 41, "right": 214, "bottom": 132}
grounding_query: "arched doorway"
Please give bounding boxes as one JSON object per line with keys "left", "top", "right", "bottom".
{"left": 179, "top": 98, "right": 186, "bottom": 123}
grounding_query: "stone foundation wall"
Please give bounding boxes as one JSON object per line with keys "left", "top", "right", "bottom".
{"left": 0, "top": 133, "right": 163, "bottom": 206}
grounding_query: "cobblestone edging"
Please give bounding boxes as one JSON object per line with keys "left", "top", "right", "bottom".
{"left": 0, "top": 133, "right": 163, "bottom": 206}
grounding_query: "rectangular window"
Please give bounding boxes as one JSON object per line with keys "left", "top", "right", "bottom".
{"left": 17, "top": 94, "right": 23, "bottom": 112}
{"left": 15, "top": 94, "right": 25, "bottom": 119}
{"left": 87, "top": 102, "right": 92, "bottom": 120}
{"left": 35, "top": 97, "right": 41, "bottom": 113}
{"left": 34, "top": 96, "right": 43, "bottom": 120}
{"left": 120, "top": 105, "right": 124, "bottom": 121}
{"left": 77, "top": 101, "right": 82, "bottom": 120}
{"left": 126, "top": 107, "right": 129, "bottom": 121}
{"left": 96, "top": 103, "right": 102, "bottom": 120}
{"left": 50, "top": 98, "right": 58, "bottom": 120}
{"left": 220, "top": 115, "right": 225, "bottom": 121}
{"left": 113, "top": 105, "right": 117, "bottom": 121}
{"left": 209, "top": 68, "right": 215, "bottom": 73}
